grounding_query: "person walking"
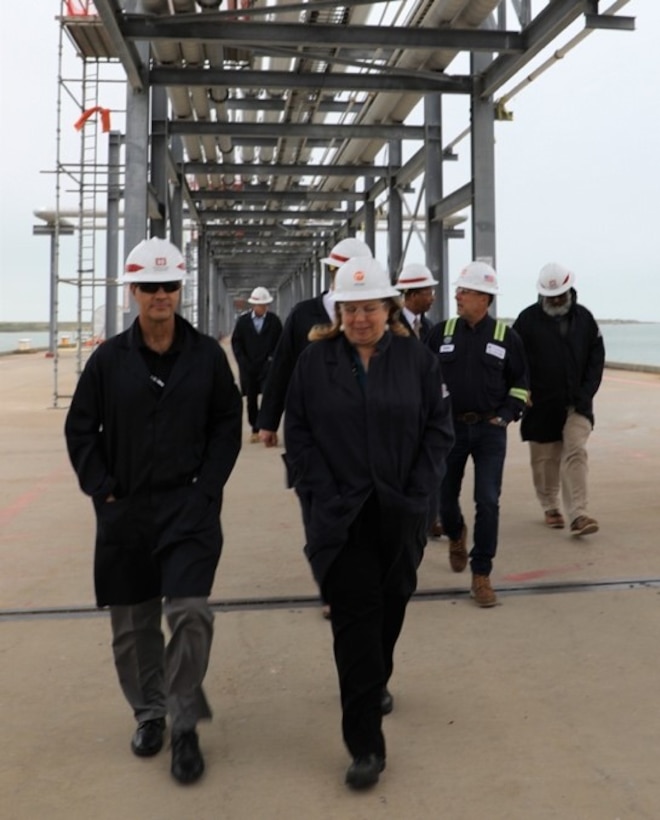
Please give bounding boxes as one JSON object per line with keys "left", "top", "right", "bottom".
{"left": 395, "top": 262, "right": 443, "bottom": 537}
{"left": 426, "top": 261, "right": 528, "bottom": 607}
{"left": 394, "top": 262, "right": 437, "bottom": 342}
{"left": 257, "top": 236, "right": 373, "bottom": 447}
{"left": 64, "top": 237, "right": 242, "bottom": 785}
{"left": 285, "top": 257, "right": 454, "bottom": 789}
{"left": 257, "top": 235, "right": 373, "bottom": 619}
{"left": 231, "top": 286, "right": 282, "bottom": 443}
{"left": 512, "top": 262, "right": 605, "bottom": 535}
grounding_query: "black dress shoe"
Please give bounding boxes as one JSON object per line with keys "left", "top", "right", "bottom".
{"left": 380, "top": 687, "right": 394, "bottom": 716}
{"left": 345, "top": 753, "right": 386, "bottom": 789}
{"left": 131, "top": 717, "right": 166, "bottom": 757}
{"left": 171, "top": 729, "right": 205, "bottom": 784}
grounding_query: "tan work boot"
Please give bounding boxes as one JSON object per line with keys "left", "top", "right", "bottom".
{"left": 544, "top": 508, "right": 565, "bottom": 529}
{"left": 570, "top": 515, "right": 599, "bottom": 536}
{"left": 470, "top": 574, "right": 497, "bottom": 607}
{"left": 448, "top": 524, "right": 468, "bottom": 572}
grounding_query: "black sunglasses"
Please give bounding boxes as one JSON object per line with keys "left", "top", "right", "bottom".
{"left": 137, "top": 281, "right": 182, "bottom": 294}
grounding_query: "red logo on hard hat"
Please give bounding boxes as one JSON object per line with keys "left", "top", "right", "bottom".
{"left": 354, "top": 271, "right": 365, "bottom": 283}
{"left": 155, "top": 256, "right": 167, "bottom": 267}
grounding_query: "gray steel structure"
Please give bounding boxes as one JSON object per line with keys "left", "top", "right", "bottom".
{"left": 58, "top": 0, "right": 634, "bottom": 335}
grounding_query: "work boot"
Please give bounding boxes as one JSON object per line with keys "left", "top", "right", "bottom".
{"left": 470, "top": 574, "right": 497, "bottom": 608}
{"left": 570, "top": 516, "right": 599, "bottom": 536}
{"left": 544, "top": 509, "right": 565, "bottom": 529}
{"left": 448, "top": 524, "right": 468, "bottom": 572}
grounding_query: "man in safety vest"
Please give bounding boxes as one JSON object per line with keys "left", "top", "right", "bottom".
{"left": 426, "top": 261, "right": 528, "bottom": 607}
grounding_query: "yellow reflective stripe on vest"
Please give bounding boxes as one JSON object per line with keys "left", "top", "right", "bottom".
{"left": 444, "top": 316, "right": 458, "bottom": 336}
{"left": 508, "top": 387, "right": 529, "bottom": 403}
{"left": 494, "top": 320, "right": 507, "bottom": 342}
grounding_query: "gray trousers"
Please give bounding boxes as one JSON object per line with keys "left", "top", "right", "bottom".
{"left": 109, "top": 596, "right": 214, "bottom": 732}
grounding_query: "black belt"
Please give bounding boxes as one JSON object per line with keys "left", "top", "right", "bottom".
{"left": 454, "top": 412, "right": 495, "bottom": 424}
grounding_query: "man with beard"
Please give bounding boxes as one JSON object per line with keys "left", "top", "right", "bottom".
{"left": 512, "top": 263, "right": 605, "bottom": 536}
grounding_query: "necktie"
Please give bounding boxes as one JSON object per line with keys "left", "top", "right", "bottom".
{"left": 412, "top": 316, "right": 421, "bottom": 338}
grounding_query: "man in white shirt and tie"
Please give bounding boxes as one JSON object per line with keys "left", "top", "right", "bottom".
{"left": 394, "top": 263, "right": 437, "bottom": 342}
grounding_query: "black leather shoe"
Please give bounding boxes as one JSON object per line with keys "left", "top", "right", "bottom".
{"left": 380, "top": 687, "right": 394, "bottom": 715}
{"left": 171, "top": 729, "right": 205, "bottom": 784}
{"left": 345, "top": 753, "right": 386, "bottom": 789}
{"left": 131, "top": 717, "right": 166, "bottom": 757}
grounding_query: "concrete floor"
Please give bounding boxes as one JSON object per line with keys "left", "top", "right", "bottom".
{"left": 1, "top": 349, "right": 659, "bottom": 819}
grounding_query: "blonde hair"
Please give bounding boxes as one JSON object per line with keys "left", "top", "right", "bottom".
{"left": 308, "top": 298, "right": 409, "bottom": 341}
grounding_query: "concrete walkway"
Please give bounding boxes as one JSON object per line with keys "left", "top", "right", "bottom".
{"left": 1, "top": 349, "right": 659, "bottom": 819}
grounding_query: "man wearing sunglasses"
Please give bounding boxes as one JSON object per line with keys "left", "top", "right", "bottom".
{"left": 65, "top": 237, "right": 242, "bottom": 785}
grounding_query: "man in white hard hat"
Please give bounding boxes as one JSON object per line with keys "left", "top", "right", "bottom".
{"left": 231, "top": 286, "right": 283, "bottom": 443}
{"left": 512, "top": 263, "right": 604, "bottom": 536}
{"left": 257, "top": 236, "right": 373, "bottom": 447}
{"left": 394, "top": 262, "right": 438, "bottom": 342}
{"left": 426, "top": 261, "right": 529, "bottom": 607}
{"left": 65, "top": 237, "right": 242, "bottom": 784}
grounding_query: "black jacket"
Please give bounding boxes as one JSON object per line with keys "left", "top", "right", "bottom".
{"left": 426, "top": 314, "right": 529, "bottom": 423}
{"left": 231, "top": 310, "right": 283, "bottom": 392}
{"left": 512, "top": 291, "right": 605, "bottom": 441}
{"left": 257, "top": 293, "right": 331, "bottom": 431}
{"left": 284, "top": 331, "right": 454, "bottom": 586}
{"left": 64, "top": 316, "right": 242, "bottom": 605}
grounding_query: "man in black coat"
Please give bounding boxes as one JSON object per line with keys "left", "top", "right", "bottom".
{"left": 65, "top": 238, "right": 242, "bottom": 785}
{"left": 512, "top": 263, "right": 605, "bottom": 536}
{"left": 231, "top": 286, "right": 282, "bottom": 442}
{"left": 257, "top": 236, "right": 373, "bottom": 446}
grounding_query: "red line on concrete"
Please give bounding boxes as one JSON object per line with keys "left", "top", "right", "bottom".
{"left": 502, "top": 564, "right": 583, "bottom": 583}
{"left": 0, "top": 468, "right": 68, "bottom": 528}
{"left": 603, "top": 374, "right": 660, "bottom": 388}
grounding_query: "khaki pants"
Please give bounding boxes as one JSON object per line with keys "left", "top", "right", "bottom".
{"left": 529, "top": 409, "right": 593, "bottom": 523}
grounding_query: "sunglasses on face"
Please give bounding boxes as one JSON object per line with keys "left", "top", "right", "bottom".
{"left": 137, "top": 281, "right": 182, "bottom": 294}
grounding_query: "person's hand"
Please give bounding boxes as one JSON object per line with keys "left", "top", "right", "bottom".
{"left": 489, "top": 416, "right": 508, "bottom": 428}
{"left": 259, "top": 430, "right": 278, "bottom": 447}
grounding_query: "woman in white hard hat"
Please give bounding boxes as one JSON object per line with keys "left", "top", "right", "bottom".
{"left": 284, "top": 257, "right": 454, "bottom": 790}
{"left": 231, "top": 286, "right": 283, "bottom": 442}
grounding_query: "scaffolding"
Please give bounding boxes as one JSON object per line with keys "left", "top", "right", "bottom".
{"left": 46, "top": 0, "right": 125, "bottom": 407}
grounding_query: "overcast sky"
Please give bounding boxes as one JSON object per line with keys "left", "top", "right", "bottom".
{"left": 0, "top": 1, "right": 657, "bottom": 323}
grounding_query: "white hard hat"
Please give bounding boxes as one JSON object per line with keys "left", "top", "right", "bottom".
{"left": 395, "top": 263, "right": 438, "bottom": 290}
{"left": 453, "top": 261, "right": 499, "bottom": 295}
{"left": 321, "top": 237, "right": 373, "bottom": 268}
{"left": 247, "top": 286, "right": 273, "bottom": 305}
{"left": 331, "top": 257, "right": 400, "bottom": 302}
{"left": 122, "top": 237, "right": 186, "bottom": 283}
{"left": 537, "top": 262, "right": 575, "bottom": 296}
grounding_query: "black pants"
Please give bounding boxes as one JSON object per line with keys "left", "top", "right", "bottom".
{"left": 242, "top": 372, "right": 267, "bottom": 433}
{"left": 322, "top": 494, "right": 426, "bottom": 759}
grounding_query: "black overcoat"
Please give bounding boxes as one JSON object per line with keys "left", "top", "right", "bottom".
{"left": 284, "top": 331, "right": 455, "bottom": 586}
{"left": 512, "top": 292, "right": 605, "bottom": 442}
{"left": 64, "top": 317, "right": 242, "bottom": 606}
{"left": 231, "top": 310, "right": 283, "bottom": 394}
{"left": 257, "top": 293, "right": 331, "bottom": 432}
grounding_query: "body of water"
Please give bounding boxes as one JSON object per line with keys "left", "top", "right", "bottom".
{"left": 1, "top": 323, "right": 659, "bottom": 367}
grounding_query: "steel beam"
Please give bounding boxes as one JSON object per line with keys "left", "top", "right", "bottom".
{"left": 151, "top": 68, "right": 473, "bottom": 94}
{"left": 169, "top": 121, "right": 425, "bottom": 141}
{"left": 183, "top": 162, "right": 390, "bottom": 178}
{"left": 123, "top": 18, "right": 524, "bottom": 54}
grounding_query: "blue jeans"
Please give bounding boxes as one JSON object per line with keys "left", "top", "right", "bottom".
{"left": 440, "top": 421, "right": 507, "bottom": 576}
